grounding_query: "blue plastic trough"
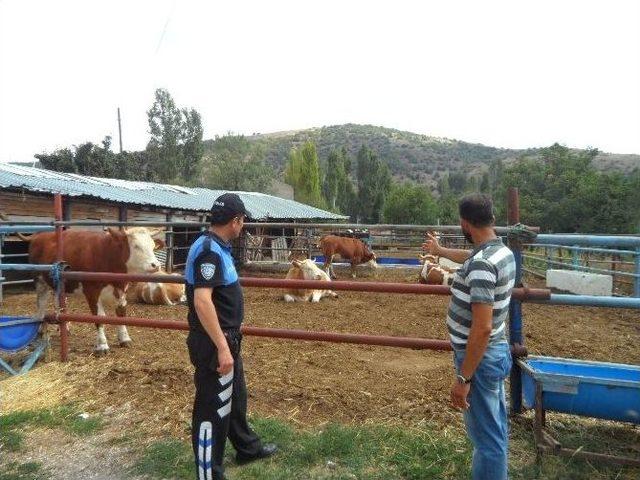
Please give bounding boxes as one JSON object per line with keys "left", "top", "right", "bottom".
{"left": 313, "top": 256, "right": 421, "bottom": 266}
{"left": 520, "top": 356, "right": 640, "bottom": 424}
{"left": 0, "top": 316, "right": 46, "bottom": 376}
{"left": 0, "top": 316, "right": 40, "bottom": 353}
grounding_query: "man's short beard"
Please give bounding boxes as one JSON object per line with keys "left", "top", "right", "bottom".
{"left": 462, "top": 226, "right": 473, "bottom": 244}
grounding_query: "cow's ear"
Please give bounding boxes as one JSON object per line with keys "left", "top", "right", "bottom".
{"left": 154, "top": 238, "right": 165, "bottom": 250}
{"left": 107, "top": 227, "right": 124, "bottom": 238}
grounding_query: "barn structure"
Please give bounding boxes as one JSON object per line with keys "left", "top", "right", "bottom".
{"left": 0, "top": 163, "right": 346, "bottom": 296}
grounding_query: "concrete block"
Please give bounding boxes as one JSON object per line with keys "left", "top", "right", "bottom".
{"left": 546, "top": 269, "right": 613, "bottom": 296}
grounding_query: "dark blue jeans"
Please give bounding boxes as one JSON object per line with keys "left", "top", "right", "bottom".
{"left": 454, "top": 341, "right": 512, "bottom": 480}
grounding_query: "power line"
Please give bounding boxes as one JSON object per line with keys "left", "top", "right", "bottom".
{"left": 155, "top": 0, "right": 176, "bottom": 55}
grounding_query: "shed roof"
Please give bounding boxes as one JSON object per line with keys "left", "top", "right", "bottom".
{"left": 0, "top": 163, "right": 347, "bottom": 221}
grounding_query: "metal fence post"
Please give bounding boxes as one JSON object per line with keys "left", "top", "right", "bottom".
{"left": 54, "top": 194, "right": 69, "bottom": 362}
{"left": 571, "top": 246, "right": 580, "bottom": 270}
{"left": 635, "top": 248, "right": 640, "bottom": 298}
{"left": 306, "top": 228, "right": 312, "bottom": 259}
{"left": 507, "top": 187, "right": 523, "bottom": 415}
{"left": 0, "top": 234, "right": 4, "bottom": 304}
{"left": 165, "top": 213, "right": 174, "bottom": 273}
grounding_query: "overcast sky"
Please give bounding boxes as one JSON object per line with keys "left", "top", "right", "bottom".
{"left": 0, "top": 0, "right": 639, "bottom": 163}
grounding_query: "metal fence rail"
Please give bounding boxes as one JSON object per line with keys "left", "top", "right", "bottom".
{"left": 0, "top": 225, "right": 56, "bottom": 302}
{"left": 58, "top": 270, "right": 550, "bottom": 301}
{"left": 523, "top": 238, "right": 640, "bottom": 296}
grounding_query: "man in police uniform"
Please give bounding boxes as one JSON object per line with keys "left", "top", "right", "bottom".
{"left": 185, "top": 193, "right": 277, "bottom": 480}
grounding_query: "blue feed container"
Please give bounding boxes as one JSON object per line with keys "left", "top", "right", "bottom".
{"left": 313, "top": 256, "right": 421, "bottom": 266}
{"left": 0, "top": 316, "right": 41, "bottom": 353}
{"left": 520, "top": 356, "right": 640, "bottom": 424}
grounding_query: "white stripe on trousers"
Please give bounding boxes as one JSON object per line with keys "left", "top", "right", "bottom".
{"left": 198, "top": 421, "right": 213, "bottom": 480}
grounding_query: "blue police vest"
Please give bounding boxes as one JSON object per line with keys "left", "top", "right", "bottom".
{"left": 185, "top": 233, "right": 244, "bottom": 332}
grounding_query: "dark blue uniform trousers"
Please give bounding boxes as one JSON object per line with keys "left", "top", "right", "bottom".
{"left": 188, "top": 330, "right": 261, "bottom": 480}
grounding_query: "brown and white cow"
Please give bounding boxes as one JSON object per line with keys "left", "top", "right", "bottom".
{"left": 127, "top": 271, "right": 186, "bottom": 306}
{"left": 318, "top": 235, "right": 377, "bottom": 279}
{"left": 26, "top": 227, "right": 163, "bottom": 354}
{"left": 418, "top": 254, "right": 456, "bottom": 286}
{"left": 283, "top": 259, "right": 338, "bottom": 303}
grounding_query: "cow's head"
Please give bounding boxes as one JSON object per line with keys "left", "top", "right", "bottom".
{"left": 363, "top": 246, "right": 377, "bottom": 269}
{"left": 419, "top": 256, "right": 452, "bottom": 286}
{"left": 292, "top": 259, "right": 331, "bottom": 281}
{"left": 419, "top": 254, "right": 439, "bottom": 265}
{"left": 288, "top": 251, "right": 308, "bottom": 262}
{"left": 109, "top": 227, "right": 163, "bottom": 273}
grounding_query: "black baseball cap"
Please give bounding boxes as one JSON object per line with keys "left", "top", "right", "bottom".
{"left": 209, "top": 193, "right": 250, "bottom": 224}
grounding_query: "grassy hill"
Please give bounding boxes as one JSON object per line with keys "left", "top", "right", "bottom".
{"left": 203, "top": 124, "right": 640, "bottom": 188}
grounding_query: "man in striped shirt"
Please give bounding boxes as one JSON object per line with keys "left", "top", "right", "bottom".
{"left": 423, "top": 193, "right": 515, "bottom": 480}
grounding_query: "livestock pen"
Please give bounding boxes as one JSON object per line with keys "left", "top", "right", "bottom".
{"left": 1, "top": 191, "right": 640, "bottom": 480}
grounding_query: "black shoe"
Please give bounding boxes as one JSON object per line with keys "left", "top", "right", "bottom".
{"left": 235, "top": 443, "right": 278, "bottom": 465}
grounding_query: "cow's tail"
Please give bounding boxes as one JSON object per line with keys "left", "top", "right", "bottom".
{"left": 16, "top": 232, "right": 34, "bottom": 242}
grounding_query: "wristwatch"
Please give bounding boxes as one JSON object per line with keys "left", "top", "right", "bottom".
{"left": 456, "top": 374, "right": 472, "bottom": 384}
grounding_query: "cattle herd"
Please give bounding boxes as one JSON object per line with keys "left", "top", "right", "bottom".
{"left": 11, "top": 224, "right": 456, "bottom": 354}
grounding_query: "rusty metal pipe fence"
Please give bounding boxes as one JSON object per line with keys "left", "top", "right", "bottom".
{"left": 59, "top": 271, "right": 550, "bottom": 300}
{"left": 48, "top": 271, "right": 546, "bottom": 361}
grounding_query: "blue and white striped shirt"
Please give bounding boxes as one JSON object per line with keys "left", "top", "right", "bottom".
{"left": 446, "top": 238, "right": 516, "bottom": 348}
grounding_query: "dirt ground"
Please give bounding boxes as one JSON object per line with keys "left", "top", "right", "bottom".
{"left": 1, "top": 268, "right": 639, "bottom": 443}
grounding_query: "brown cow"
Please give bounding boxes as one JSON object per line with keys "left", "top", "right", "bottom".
{"left": 26, "top": 227, "right": 163, "bottom": 354}
{"left": 418, "top": 254, "right": 456, "bottom": 286}
{"left": 283, "top": 259, "right": 338, "bottom": 302}
{"left": 127, "top": 270, "right": 186, "bottom": 305}
{"left": 318, "top": 235, "right": 377, "bottom": 279}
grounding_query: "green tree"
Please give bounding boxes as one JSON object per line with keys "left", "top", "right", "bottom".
{"left": 488, "top": 158, "right": 504, "bottom": 196}
{"left": 146, "top": 88, "right": 204, "bottom": 184}
{"left": 480, "top": 172, "right": 490, "bottom": 193}
{"left": 285, "top": 148, "right": 304, "bottom": 204}
{"left": 285, "top": 142, "right": 325, "bottom": 208}
{"left": 147, "top": 89, "right": 183, "bottom": 183}
{"left": 383, "top": 183, "right": 438, "bottom": 224}
{"left": 436, "top": 175, "right": 458, "bottom": 224}
{"left": 322, "top": 149, "right": 341, "bottom": 211}
{"left": 356, "top": 145, "right": 391, "bottom": 223}
{"left": 200, "top": 134, "right": 273, "bottom": 192}
{"left": 494, "top": 143, "right": 640, "bottom": 233}
{"left": 448, "top": 171, "right": 468, "bottom": 194}
{"left": 36, "top": 148, "right": 77, "bottom": 173}
{"left": 180, "top": 108, "right": 204, "bottom": 183}
{"left": 628, "top": 169, "right": 640, "bottom": 232}
{"left": 320, "top": 147, "right": 359, "bottom": 218}
{"left": 336, "top": 147, "right": 358, "bottom": 218}
{"left": 36, "top": 137, "right": 120, "bottom": 178}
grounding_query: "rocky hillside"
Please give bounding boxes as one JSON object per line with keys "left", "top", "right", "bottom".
{"left": 203, "top": 124, "right": 640, "bottom": 187}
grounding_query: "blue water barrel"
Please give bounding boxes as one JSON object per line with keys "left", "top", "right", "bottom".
{"left": 521, "top": 356, "right": 640, "bottom": 424}
{"left": 313, "top": 256, "right": 421, "bottom": 266}
{"left": 0, "top": 316, "right": 41, "bottom": 353}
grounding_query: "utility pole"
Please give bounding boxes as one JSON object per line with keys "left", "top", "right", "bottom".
{"left": 117, "top": 107, "right": 123, "bottom": 153}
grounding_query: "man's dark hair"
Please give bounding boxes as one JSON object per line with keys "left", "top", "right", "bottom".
{"left": 459, "top": 194, "right": 495, "bottom": 227}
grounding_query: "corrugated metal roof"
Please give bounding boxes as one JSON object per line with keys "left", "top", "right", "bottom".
{"left": 0, "top": 163, "right": 347, "bottom": 221}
